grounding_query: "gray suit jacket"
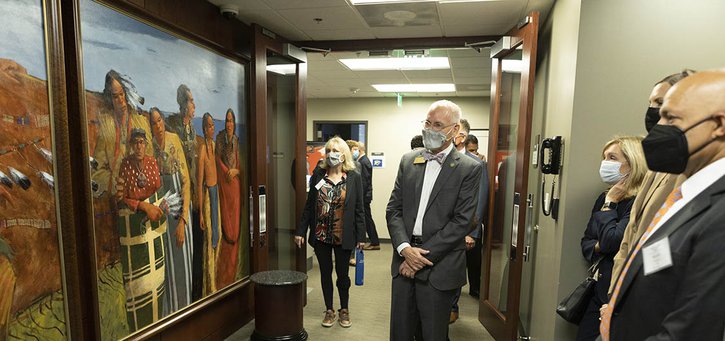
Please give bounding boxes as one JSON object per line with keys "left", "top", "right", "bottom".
{"left": 386, "top": 147, "right": 482, "bottom": 291}
{"left": 611, "top": 174, "right": 725, "bottom": 340}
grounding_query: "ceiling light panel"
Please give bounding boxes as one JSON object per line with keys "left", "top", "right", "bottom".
{"left": 372, "top": 83, "right": 456, "bottom": 92}
{"left": 339, "top": 57, "right": 450, "bottom": 70}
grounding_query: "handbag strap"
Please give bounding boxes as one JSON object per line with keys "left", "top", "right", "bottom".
{"left": 588, "top": 258, "right": 602, "bottom": 278}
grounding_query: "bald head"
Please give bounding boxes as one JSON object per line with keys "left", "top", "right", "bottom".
{"left": 427, "top": 100, "right": 462, "bottom": 126}
{"left": 660, "top": 69, "right": 725, "bottom": 175}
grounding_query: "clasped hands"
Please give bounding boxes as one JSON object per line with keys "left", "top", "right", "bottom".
{"left": 399, "top": 246, "right": 434, "bottom": 279}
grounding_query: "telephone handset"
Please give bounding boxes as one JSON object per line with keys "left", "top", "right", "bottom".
{"left": 540, "top": 136, "right": 562, "bottom": 219}
{"left": 540, "top": 136, "right": 562, "bottom": 175}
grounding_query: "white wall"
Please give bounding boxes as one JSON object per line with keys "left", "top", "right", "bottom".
{"left": 307, "top": 97, "right": 490, "bottom": 239}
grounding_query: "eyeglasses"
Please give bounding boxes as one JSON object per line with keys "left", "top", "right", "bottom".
{"left": 422, "top": 120, "right": 457, "bottom": 131}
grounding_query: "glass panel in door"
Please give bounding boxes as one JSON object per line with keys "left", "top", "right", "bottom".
{"left": 266, "top": 51, "right": 298, "bottom": 270}
{"left": 487, "top": 49, "right": 522, "bottom": 312}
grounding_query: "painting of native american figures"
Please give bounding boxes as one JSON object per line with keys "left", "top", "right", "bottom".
{"left": 0, "top": 1, "right": 68, "bottom": 340}
{"left": 79, "top": 0, "right": 250, "bottom": 339}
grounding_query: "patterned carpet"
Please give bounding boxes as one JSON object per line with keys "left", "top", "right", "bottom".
{"left": 227, "top": 243, "right": 494, "bottom": 340}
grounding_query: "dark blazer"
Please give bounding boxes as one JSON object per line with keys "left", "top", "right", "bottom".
{"left": 611, "top": 174, "right": 725, "bottom": 340}
{"left": 358, "top": 154, "right": 373, "bottom": 203}
{"left": 386, "top": 147, "right": 482, "bottom": 291}
{"left": 580, "top": 192, "right": 634, "bottom": 303}
{"left": 296, "top": 168, "right": 366, "bottom": 251}
{"left": 464, "top": 150, "right": 489, "bottom": 239}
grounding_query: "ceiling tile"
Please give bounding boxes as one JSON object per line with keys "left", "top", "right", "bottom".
{"left": 371, "top": 25, "right": 443, "bottom": 39}
{"left": 438, "top": 1, "right": 525, "bottom": 26}
{"left": 355, "top": 70, "right": 407, "bottom": 79}
{"left": 354, "top": 2, "right": 438, "bottom": 28}
{"left": 450, "top": 56, "right": 489, "bottom": 68}
{"left": 278, "top": 6, "right": 367, "bottom": 30}
{"left": 443, "top": 23, "right": 510, "bottom": 37}
{"left": 403, "top": 69, "right": 453, "bottom": 78}
{"left": 304, "top": 29, "right": 376, "bottom": 41}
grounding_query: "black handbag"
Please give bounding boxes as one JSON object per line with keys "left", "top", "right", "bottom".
{"left": 556, "top": 258, "right": 601, "bottom": 324}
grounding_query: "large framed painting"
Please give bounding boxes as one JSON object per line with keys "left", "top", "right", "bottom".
{"left": 0, "top": 0, "right": 69, "bottom": 339}
{"left": 78, "top": 0, "right": 250, "bottom": 339}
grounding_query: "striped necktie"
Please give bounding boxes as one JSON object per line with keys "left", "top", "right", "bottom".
{"left": 599, "top": 186, "right": 683, "bottom": 340}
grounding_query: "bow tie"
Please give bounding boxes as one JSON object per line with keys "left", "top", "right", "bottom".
{"left": 422, "top": 151, "right": 446, "bottom": 164}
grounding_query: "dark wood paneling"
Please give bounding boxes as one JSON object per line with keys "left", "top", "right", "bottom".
{"left": 57, "top": 0, "right": 102, "bottom": 339}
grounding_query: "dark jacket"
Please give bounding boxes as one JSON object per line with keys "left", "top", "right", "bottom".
{"left": 581, "top": 192, "right": 634, "bottom": 303}
{"left": 611, "top": 174, "right": 725, "bottom": 340}
{"left": 296, "top": 168, "right": 366, "bottom": 251}
{"left": 358, "top": 154, "right": 373, "bottom": 203}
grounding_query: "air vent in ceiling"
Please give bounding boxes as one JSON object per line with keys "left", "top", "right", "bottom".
{"left": 354, "top": 3, "right": 438, "bottom": 28}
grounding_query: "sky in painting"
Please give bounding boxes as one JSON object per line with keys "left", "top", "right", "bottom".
{"left": 80, "top": 0, "right": 246, "bottom": 124}
{"left": 0, "top": 0, "right": 47, "bottom": 80}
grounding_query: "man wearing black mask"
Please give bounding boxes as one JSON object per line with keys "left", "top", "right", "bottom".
{"left": 608, "top": 70, "right": 693, "bottom": 296}
{"left": 600, "top": 69, "right": 725, "bottom": 340}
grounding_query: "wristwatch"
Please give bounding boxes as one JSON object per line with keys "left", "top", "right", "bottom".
{"left": 601, "top": 201, "right": 618, "bottom": 211}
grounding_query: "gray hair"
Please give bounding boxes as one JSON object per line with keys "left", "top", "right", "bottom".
{"left": 428, "top": 100, "right": 462, "bottom": 125}
{"left": 177, "top": 84, "right": 191, "bottom": 114}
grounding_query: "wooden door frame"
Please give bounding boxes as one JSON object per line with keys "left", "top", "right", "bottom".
{"left": 479, "top": 11, "right": 540, "bottom": 341}
{"left": 250, "top": 24, "right": 307, "bottom": 274}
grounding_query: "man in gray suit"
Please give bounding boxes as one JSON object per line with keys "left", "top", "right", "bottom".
{"left": 387, "top": 100, "right": 482, "bottom": 340}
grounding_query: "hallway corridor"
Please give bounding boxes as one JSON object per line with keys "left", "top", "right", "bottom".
{"left": 228, "top": 243, "right": 495, "bottom": 340}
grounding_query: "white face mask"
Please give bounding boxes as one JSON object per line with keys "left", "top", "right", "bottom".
{"left": 422, "top": 126, "right": 454, "bottom": 151}
{"left": 327, "top": 152, "right": 343, "bottom": 167}
{"left": 599, "top": 160, "right": 624, "bottom": 185}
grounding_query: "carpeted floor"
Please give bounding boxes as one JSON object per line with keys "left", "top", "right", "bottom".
{"left": 227, "top": 243, "right": 494, "bottom": 340}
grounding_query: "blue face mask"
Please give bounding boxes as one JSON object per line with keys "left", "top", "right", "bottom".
{"left": 599, "top": 160, "right": 624, "bottom": 185}
{"left": 352, "top": 150, "right": 360, "bottom": 160}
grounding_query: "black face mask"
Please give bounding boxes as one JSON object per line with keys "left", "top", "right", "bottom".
{"left": 645, "top": 107, "right": 660, "bottom": 132}
{"left": 641, "top": 116, "right": 716, "bottom": 174}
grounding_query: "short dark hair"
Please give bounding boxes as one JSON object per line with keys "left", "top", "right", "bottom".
{"left": 656, "top": 69, "right": 696, "bottom": 86}
{"left": 459, "top": 118, "right": 471, "bottom": 134}
{"left": 177, "top": 84, "right": 191, "bottom": 114}
{"left": 464, "top": 134, "right": 478, "bottom": 145}
{"left": 410, "top": 135, "right": 423, "bottom": 149}
{"left": 130, "top": 128, "right": 147, "bottom": 141}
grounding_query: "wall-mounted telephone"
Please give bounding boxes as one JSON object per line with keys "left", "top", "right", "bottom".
{"left": 540, "top": 136, "right": 562, "bottom": 175}
{"left": 540, "top": 136, "right": 563, "bottom": 220}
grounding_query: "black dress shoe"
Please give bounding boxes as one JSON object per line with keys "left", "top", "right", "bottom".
{"left": 469, "top": 291, "right": 480, "bottom": 298}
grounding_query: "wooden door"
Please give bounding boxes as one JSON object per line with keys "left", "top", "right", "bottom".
{"left": 479, "top": 12, "right": 539, "bottom": 341}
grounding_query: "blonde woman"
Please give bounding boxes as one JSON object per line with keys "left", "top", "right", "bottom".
{"left": 577, "top": 136, "right": 647, "bottom": 340}
{"left": 295, "top": 137, "right": 366, "bottom": 328}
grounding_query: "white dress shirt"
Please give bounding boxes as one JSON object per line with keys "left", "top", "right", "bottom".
{"left": 397, "top": 143, "right": 454, "bottom": 255}
{"left": 644, "top": 156, "right": 725, "bottom": 243}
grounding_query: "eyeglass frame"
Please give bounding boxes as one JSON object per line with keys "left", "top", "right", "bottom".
{"left": 422, "top": 120, "right": 458, "bottom": 132}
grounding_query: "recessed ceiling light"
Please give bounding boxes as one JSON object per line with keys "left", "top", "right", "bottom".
{"left": 372, "top": 84, "right": 456, "bottom": 92}
{"left": 266, "top": 64, "right": 296, "bottom": 75}
{"left": 339, "top": 57, "right": 449, "bottom": 71}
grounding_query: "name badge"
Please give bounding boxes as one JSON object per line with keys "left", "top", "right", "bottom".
{"left": 413, "top": 156, "right": 426, "bottom": 164}
{"left": 315, "top": 179, "right": 325, "bottom": 190}
{"left": 642, "top": 237, "right": 673, "bottom": 276}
